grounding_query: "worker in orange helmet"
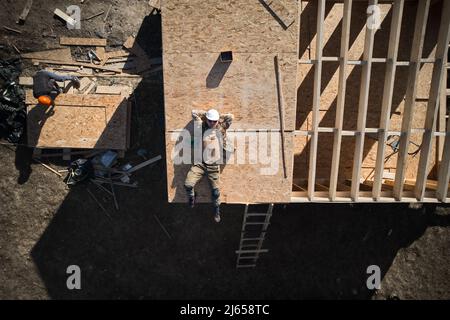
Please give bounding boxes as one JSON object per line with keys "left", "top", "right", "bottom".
{"left": 33, "top": 70, "right": 80, "bottom": 106}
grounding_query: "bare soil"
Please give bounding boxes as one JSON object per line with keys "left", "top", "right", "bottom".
{"left": 0, "top": 0, "right": 449, "bottom": 300}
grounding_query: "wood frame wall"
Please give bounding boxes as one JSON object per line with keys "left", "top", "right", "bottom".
{"left": 293, "top": 0, "right": 450, "bottom": 203}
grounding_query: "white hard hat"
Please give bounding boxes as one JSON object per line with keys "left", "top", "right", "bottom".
{"left": 206, "top": 109, "right": 220, "bottom": 121}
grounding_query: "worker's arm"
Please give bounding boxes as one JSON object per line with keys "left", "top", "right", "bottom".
{"left": 220, "top": 113, "right": 234, "bottom": 130}
{"left": 192, "top": 109, "right": 206, "bottom": 122}
{"left": 37, "top": 70, "right": 75, "bottom": 82}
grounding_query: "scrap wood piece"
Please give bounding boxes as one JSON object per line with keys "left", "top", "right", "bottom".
{"left": 274, "top": 55, "right": 287, "bottom": 179}
{"left": 82, "top": 11, "right": 105, "bottom": 21}
{"left": 104, "top": 4, "right": 113, "bottom": 22}
{"left": 21, "top": 48, "right": 72, "bottom": 62}
{"left": 87, "top": 188, "right": 112, "bottom": 219}
{"left": 95, "top": 47, "right": 105, "bottom": 63}
{"left": 123, "top": 35, "right": 147, "bottom": 57}
{"left": 83, "top": 81, "right": 96, "bottom": 94}
{"left": 32, "top": 158, "right": 62, "bottom": 177}
{"left": 31, "top": 59, "right": 122, "bottom": 73}
{"left": 17, "top": 0, "right": 33, "bottom": 24}
{"left": 153, "top": 214, "right": 172, "bottom": 240}
{"left": 54, "top": 8, "right": 76, "bottom": 27}
{"left": 3, "top": 26, "right": 22, "bottom": 34}
{"left": 126, "top": 155, "right": 162, "bottom": 174}
{"left": 78, "top": 77, "right": 92, "bottom": 92}
{"left": 19, "top": 77, "right": 33, "bottom": 86}
{"left": 60, "top": 37, "right": 107, "bottom": 47}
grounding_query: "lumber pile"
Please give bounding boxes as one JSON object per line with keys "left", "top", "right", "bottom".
{"left": 21, "top": 36, "right": 162, "bottom": 77}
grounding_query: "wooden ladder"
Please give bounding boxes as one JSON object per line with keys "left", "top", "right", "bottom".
{"left": 235, "top": 203, "right": 274, "bottom": 268}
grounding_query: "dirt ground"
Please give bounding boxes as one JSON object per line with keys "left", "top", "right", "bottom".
{"left": 0, "top": 0, "right": 449, "bottom": 300}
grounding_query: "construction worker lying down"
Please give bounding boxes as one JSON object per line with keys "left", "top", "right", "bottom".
{"left": 184, "top": 108, "right": 234, "bottom": 223}
{"left": 33, "top": 70, "right": 80, "bottom": 106}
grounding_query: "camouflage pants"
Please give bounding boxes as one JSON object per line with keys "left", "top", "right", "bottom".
{"left": 184, "top": 162, "right": 220, "bottom": 207}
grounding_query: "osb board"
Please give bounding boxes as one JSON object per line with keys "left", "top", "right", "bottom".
{"left": 166, "top": 131, "right": 294, "bottom": 203}
{"left": 162, "top": 0, "right": 299, "bottom": 54}
{"left": 25, "top": 92, "right": 128, "bottom": 149}
{"left": 163, "top": 52, "right": 298, "bottom": 131}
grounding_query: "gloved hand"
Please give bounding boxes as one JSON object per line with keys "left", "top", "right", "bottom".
{"left": 71, "top": 76, "right": 81, "bottom": 89}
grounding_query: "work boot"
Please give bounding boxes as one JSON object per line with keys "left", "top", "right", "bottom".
{"left": 214, "top": 206, "right": 221, "bottom": 223}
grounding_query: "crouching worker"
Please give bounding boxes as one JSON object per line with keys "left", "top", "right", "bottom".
{"left": 33, "top": 70, "right": 80, "bottom": 107}
{"left": 184, "top": 108, "right": 234, "bottom": 223}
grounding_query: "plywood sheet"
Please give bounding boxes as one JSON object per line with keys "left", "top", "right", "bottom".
{"left": 163, "top": 52, "right": 298, "bottom": 130}
{"left": 166, "top": 131, "right": 294, "bottom": 203}
{"left": 26, "top": 92, "right": 128, "bottom": 149}
{"left": 162, "top": 0, "right": 299, "bottom": 54}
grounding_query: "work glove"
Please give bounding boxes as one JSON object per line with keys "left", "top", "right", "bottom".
{"left": 71, "top": 76, "right": 81, "bottom": 89}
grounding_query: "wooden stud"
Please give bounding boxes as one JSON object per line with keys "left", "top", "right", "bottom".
{"left": 393, "top": 0, "right": 430, "bottom": 200}
{"left": 373, "top": 0, "right": 405, "bottom": 200}
{"left": 308, "top": 0, "right": 325, "bottom": 200}
{"left": 437, "top": 115, "right": 450, "bottom": 201}
{"left": 415, "top": 0, "right": 450, "bottom": 200}
{"left": 351, "top": 0, "right": 378, "bottom": 201}
{"left": 329, "top": 0, "right": 352, "bottom": 201}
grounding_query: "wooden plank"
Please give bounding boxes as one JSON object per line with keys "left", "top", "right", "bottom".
{"left": 54, "top": 9, "right": 76, "bottom": 26}
{"left": 437, "top": 114, "right": 450, "bottom": 201}
{"left": 31, "top": 59, "right": 122, "bottom": 73}
{"left": 19, "top": 76, "right": 33, "bottom": 86}
{"left": 274, "top": 55, "right": 287, "bottom": 179}
{"left": 21, "top": 48, "right": 72, "bottom": 62}
{"left": 123, "top": 36, "right": 147, "bottom": 57}
{"left": 329, "top": 0, "right": 352, "bottom": 201}
{"left": 437, "top": 70, "right": 446, "bottom": 174}
{"left": 95, "top": 86, "right": 130, "bottom": 95}
{"left": 373, "top": 0, "right": 405, "bottom": 200}
{"left": 83, "top": 81, "right": 96, "bottom": 95}
{"left": 393, "top": 0, "right": 430, "bottom": 200}
{"left": 78, "top": 77, "right": 92, "bottom": 92}
{"left": 415, "top": 0, "right": 450, "bottom": 200}
{"left": 60, "top": 37, "right": 107, "bottom": 46}
{"left": 95, "top": 47, "right": 106, "bottom": 63}
{"left": 17, "top": 0, "right": 33, "bottom": 24}
{"left": 351, "top": 0, "right": 378, "bottom": 201}
{"left": 308, "top": 0, "right": 325, "bottom": 200}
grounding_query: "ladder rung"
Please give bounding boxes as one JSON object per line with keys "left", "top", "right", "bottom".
{"left": 246, "top": 213, "right": 272, "bottom": 217}
{"left": 242, "top": 237, "right": 265, "bottom": 241}
{"left": 245, "top": 222, "right": 269, "bottom": 226}
{"left": 236, "top": 264, "right": 256, "bottom": 268}
{"left": 236, "top": 249, "right": 269, "bottom": 254}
